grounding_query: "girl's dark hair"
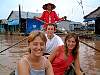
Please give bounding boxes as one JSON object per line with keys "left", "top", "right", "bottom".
{"left": 64, "top": 33, "right": 79, "bottom": 58}
{"left": 42, "top": 3, "right": 56, "bottom": 10}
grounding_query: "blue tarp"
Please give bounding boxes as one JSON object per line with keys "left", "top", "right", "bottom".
{"left": 83, "top": 18, "right": 96, "bottom": 22}
{"left": 8, "top": 19, "right": 19, "bottom": 25}
{"left": 26, "top": 18, "right": 44, "bottom": 33}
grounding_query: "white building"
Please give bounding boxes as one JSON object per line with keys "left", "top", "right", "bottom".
{"left": 57, "top": 20, "right": 82, "bottom": 32}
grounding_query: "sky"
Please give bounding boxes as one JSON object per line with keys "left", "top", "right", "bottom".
{"left": 0, "top": 0, "right": 100, "bottom": 22}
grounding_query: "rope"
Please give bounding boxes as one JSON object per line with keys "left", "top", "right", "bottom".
{"left": 0, "top": 36, "right": 28, "bottom": 53}
{"left": 79, "top": 40, "right": 100, "bottom": 52}
{"left": 61, "top": 31, "right": 100, "bottom": 52}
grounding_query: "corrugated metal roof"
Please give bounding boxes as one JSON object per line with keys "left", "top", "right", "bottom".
{"left": 7, "top": 11, "right": 42, "bottom": 25}
{"left": 84, "top": 7, "right": 100, "bottom": 19}
{"left": 7, "top": 11, "right": 41, "bottom": 20}
{"left": 8, "top": 19, "right": 19, "bottom": 25}
{"left": 0, "top": 19, "right": 7, "bottom": 24}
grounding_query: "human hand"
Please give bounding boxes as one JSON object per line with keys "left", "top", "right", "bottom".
{"left": 63, "top": 16, "right": 67, "bottom": 20}
{"left": 33, "top": 16, "right": 38, "bottom": 19}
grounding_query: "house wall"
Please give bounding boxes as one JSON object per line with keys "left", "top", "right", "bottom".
{"left": 57, "top": 21, "right": 70, "bottom": 31}
{"left": 57, "top": 20, "right": 82, "bottom": 32}
{"left": 69, "top": 22, "right": 82, "bottom": 31}
{"left": 7, "top": 11, "right": 42, "bottom": 33}
{"left": 95, "top": 18, "right": 100, "bottom": 34}
{"left": 0, "top": 24, "right": 4, "bottom": 32}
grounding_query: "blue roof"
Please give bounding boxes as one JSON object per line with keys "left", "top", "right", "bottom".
{"left": 8, "top": 19, "right": 19, "bottom": 25}
{"left": 83, "top": 18, "right": 97, "bottom": 22}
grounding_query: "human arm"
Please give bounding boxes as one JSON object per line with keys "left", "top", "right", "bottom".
{"left": 53, "top": 11, "right": 64, "bottom": 21}
{"left": 37, "top": 11, "right": 45, "bottom": 20}
{"left": 17, "top": 58, "right": 30, "bottom": 75}
{"left": 74, "top": 50, "right": 81, "bottom": 75}
{"left": 45, "top": 59, "right": 54, "bottom": 75}
{"left": 33, "top": 11, "right": 45, "bottom": 21}
{"left": 33, "top": 11, "right": 47, "bottom": 24}
{"left": 48, "top": 46, "right": 59, "bottom": 63}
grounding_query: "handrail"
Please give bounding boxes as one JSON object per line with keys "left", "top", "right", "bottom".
{"left": 0, "top": 36, "right": 28, "bottom": 53}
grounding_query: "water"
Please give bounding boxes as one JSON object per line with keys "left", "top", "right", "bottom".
{"left": 0, "top": 34, "right": 27, "bottom": 75}
{"left": 0, "top": 34, "right": 100, "bottom": 75}
{"left": 79, "top": 41, "right": 100, "bottom": 75}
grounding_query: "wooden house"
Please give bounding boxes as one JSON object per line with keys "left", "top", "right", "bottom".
{"left": 84, "top": 6, "right": 100, "bottom": 34}
{"left": 57, "top": 20, "right": 82, "bottom": 32}
{"left": 7, "top": 11, "right": 41, "bottom": 33}
{"left": 0, "top": 19, "right": 8, "bottom": 32}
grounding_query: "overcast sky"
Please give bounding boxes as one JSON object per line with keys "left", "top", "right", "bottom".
{"left": 0, "top": 0, "right": 100, "bottom": 22}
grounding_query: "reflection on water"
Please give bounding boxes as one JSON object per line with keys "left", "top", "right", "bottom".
{"left": 0, "top": 34, "right": 100, "bottom": 75}
{"left": 79, "top": 40, "right": 100, "bottom": 75}
{"left": 0, "top": 34, "right": 27, "bottom": 75}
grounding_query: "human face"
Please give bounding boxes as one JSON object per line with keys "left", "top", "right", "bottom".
{"left": 66, "top": 37, "right": 76, "bottom": 50}
{"left": 47, "top": 5, "right": 52, "bottom": 11}
{"left": 46, "top": 25, "right": 55, "bottom": 36}
{"left": 29, "top": 36, "right": 45, "bottom": 57}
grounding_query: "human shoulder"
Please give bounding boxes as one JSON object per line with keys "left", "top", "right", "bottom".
{"left": 43, "top": 10, "right": 49, "bottom": 13}
{"left": 43, "top": 57, "right": 52, "bottom": 69}
{"left": 42, "top": 56, "right": 49, "bottom": 68}
{"left": 18, "top": 55, "right": 29, "bottom": 68}
{"left": 17, "top": 56, "right": 30, "bottom": 75}
{"left": 19, "top": 56, "right": 27, "bottom": 63}
{"left": 52, "top": 11, "right": 56, "bottom": 13}
{"left": 54, "top": 34, "right": 64, "bottom": 42}
{"left": 51, "top": 45, "right": 63, "bottom": 54}
{"left": 42, "top": 56, "right": 49, "bottom": 63}
{"left": 53, "top": 34, "right": 59, "bottom": 38}
{"left": 57, "top": 45, "right": 64, "bottom": 51}
{"left": 58, "top": 45, "right": 64, "bottom": 48}
{"left": 54, "top": 34, "right": 60, "bottom": 38}
{"left": 42, "top": 11, "right": 47, "bottom": 14}
{"left": 42, "top": 57, "right": 54, "bottom": 75}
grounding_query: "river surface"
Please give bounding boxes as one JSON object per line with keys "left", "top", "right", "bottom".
{"left": 0, "top": 34, "right": 100, "bottom": 75}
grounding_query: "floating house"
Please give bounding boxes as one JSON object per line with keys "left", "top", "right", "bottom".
{"left": 7, "top": 11, "right": 43, "bottom": 33}
{"left": 0, "top": 19, "right": 8, "bottom": 32}
{"left": 57, "top": 20, "right": 82, "bottom": 32}
{"left": 84, "top": 6, "right": 100, "bottom": 34}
